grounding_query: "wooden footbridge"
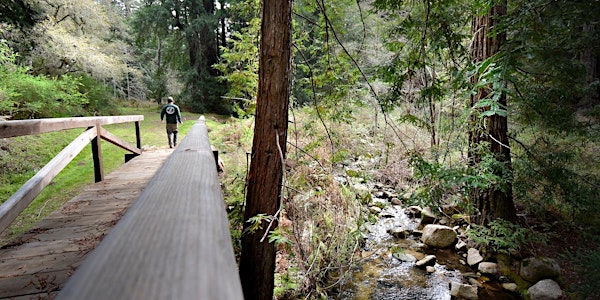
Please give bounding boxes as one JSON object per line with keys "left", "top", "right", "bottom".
{"left": 0, "top": 116, "right": 243, "bottom": 299}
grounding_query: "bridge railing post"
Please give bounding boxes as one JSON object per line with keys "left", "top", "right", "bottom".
{"left": 91, "top": 124, "right": 104, "bottom": 182}
{"left": 0, "top": 115, "right": 144, "bottom": 234}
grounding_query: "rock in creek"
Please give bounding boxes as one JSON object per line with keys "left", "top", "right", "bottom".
{"left": 520, "top": 257, "right": 561, "bottom": 283}
{"left": 478, "top": 262, "right": 498, "bottom": 275}
{"left": 393, "top": 252, "right": 417, "bottom": 263}
{"left": 421, "top": 224, "right": 457, "bottom": 248}
{"left": 415, "top": 255, "right": 437, "bottom": 268}
{"left": 467, "top": 248, "right": 484, "bottom": 266}
{"left": 405, "top": 206, "right": 422, "bottom": 218}
{"left": 387, "top": 226, "right": 410, "bottom": 239}
{"left": 420, "top": 207, "right": 437, "bottom": 224}
{"left": 455, "top": 239, "right": 467, "bottom": 251}
{"left": 528, "top": 279, "right": 563, "bottom": 300}
{"left": 450, "top": 282, "right": 479, "bottom": 300}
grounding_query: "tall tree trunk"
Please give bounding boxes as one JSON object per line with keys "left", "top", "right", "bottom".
{"left": 239, "top": 1, "right": 292, "bottom": 299}
{"left": 468, "top": 1, "right": 516, "bottom": 224}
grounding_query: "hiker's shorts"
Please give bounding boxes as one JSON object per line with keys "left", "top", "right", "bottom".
{"left": 166, "top": 123, "right": 178, "bottom": 134}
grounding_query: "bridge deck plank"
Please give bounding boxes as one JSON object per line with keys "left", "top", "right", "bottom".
{"left": 0, "top": 149, "right": 171, "bottom": 299}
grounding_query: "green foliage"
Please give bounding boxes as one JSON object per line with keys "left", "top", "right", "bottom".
{"left": 274, "top": 267, "right": 301, "bottom": 299}
{"left": 244, "top": 213, "right": 272, "bottom": 234}
{"left": 0, "top": 44, "right": 89, "bottom": 118}
{"left": 131, "top": 0, "right": 227, "bottom": 113}
{"left": 373, "top": 0, "right": 471, "bottom": 104}
{"left": 292, "top": 0, "right": 365, "bottom": 122}
{"left": 467, "top": 219, "right": 546, "bottom": 254}
{"left": 505, "top": 0, "right": 600, "bottom": 132}
{"left": 268, "top": 227, "right": 292, "bottom": 248}
{"left": 76, "top": 75, "right": 120, "bottom": 116}
{"left": 407, "top": 148, "right": 509, "bottom": 211}
{"left": 512, "top": 135, "right": 600, "bottom": 221}
{"left": 0, "top": 0, "right": 41, "bottom": 28}
{"left": 214, "top": 0, "right": 260, "bottom": 117}
{"left": 567, "top": 247, "right": 600, "bottom": 299}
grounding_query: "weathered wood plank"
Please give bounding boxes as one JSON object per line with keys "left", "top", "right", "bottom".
{"left": 0, "top": 270, "right": 71, "bottom": 298}
{"left": 0, "top": 238, "right": 98, "bottom": 259}
{"left": 99, "top": 126, "right": 141, "bottom": 155}
{"left": 0, "top": 252, "right": 85, "bottom": 278}
{"left": 0, "top": 128, "right": 97, "bottom": 234}
{"left": 0, "top": 115, "right": 144, "bottom": 139}
{"left": 0, "top": 150, "right": 171, "bottom": 299}
{"left": 57, "top": 117, "right": 244, "bottom": 300}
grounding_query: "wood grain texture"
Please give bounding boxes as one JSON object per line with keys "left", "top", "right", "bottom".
{"left": 99, "top": 127, "right": 141, "bottom": 155}
{"left": 0, "top": 128, "right": 97, "bottom": 234}
{"left": 0, "top": 150, "right": 171, "bottom": 299}
{"left": 0, "top": 115, "right": 144, "bottom": 139}
{"left": 57, "top": 117, "right": 243, "bottom": 300}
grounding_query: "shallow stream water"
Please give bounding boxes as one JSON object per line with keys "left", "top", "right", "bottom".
{"left": 333, "top": 199, "right": 520, "bottom": 300}
{"left": 334, "top": 203, "right": 463, "bottom": 300}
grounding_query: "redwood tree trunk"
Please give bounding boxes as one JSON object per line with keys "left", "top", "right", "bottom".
{"left": 238, "top": 1, "right": 293, "bottom": 299}
{"left": 468, "top": 2, "right": 517, "bottom": 224}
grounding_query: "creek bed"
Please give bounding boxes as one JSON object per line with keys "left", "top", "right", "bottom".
{"left": 333, "top": 199, "right": 521, "bottom": 300}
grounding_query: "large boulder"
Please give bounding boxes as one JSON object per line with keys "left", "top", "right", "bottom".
{"left": 528, "top": 279, "right": 563, "bottom": 300}
{"left": 422, "top": 224, "right": 457, "bottom": 248}
{"left": 520, "top": 257, "right": 561, "bottom": 283}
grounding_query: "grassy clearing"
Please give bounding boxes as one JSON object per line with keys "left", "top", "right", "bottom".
{"left": 0, "top": 103, "right": 202, "bottom": 244}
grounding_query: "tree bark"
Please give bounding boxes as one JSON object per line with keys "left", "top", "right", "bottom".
{"left": 468, "top": 1, "right": 516, "bottom": 224}
{"left": 238, "top": 1, "right": 292, "bottom": 299}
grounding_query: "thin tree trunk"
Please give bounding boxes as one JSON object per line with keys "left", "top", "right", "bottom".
{"left": 239, "top": 1, "right": 293, "bottom": 299}
{"left": 468, "top": 1, "right": 516, "bottom": 224}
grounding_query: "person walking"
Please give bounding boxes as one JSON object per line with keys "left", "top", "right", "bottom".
{"left": 160, "top": 96, "right": 183, "bottom": 148}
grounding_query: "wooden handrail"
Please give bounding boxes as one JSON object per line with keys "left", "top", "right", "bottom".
{"left": 57, "top": 117, "right": 243, "bottom": 299}
{"left": 0, "top": 116, "right": 144, "bottom": 234}
{"left": 0, "top": 115, "right": 143, "bottom": 138}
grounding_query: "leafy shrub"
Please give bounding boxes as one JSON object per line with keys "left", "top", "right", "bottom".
{"left": 467, "top": 219, "right": 546, "bottom": 254}
{"left": 76, "top": 75, "right": 120, "bottom": 116}
{"left": 407, "top": 147, "right": 509, "bottom": 214}
{"left": 0, "top": 40, "right": 121, "bottom": 119}
{"left": 0, "top": 40, "right": 90, "bottom": 119}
